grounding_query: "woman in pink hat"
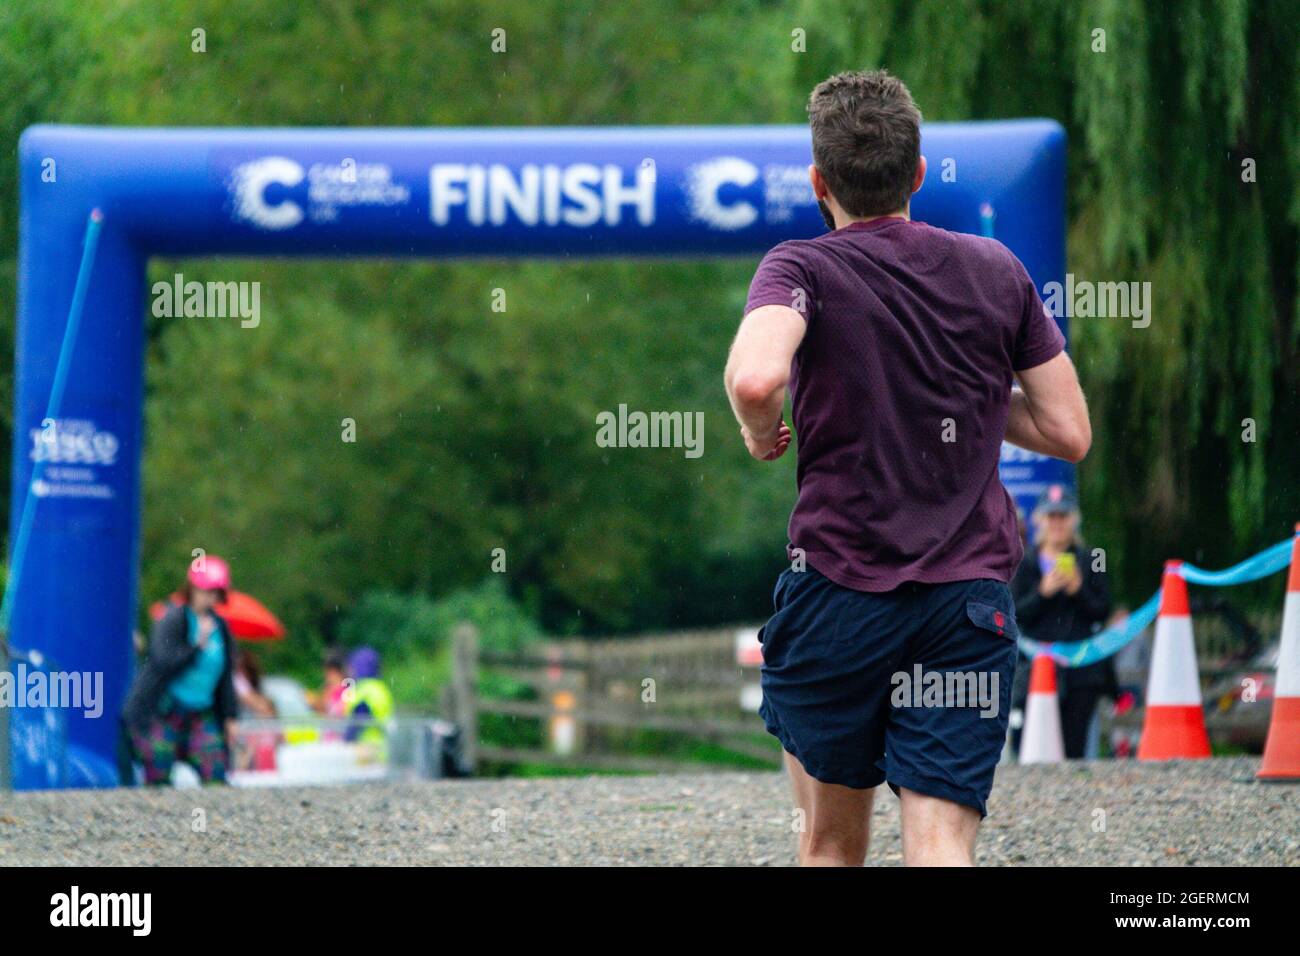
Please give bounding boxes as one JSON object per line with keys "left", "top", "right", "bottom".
{"left": 121, "top": 556, "right": 239, "bottom": 784}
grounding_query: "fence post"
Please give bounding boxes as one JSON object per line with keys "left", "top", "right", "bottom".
{"left": 452, "top": 622, "right": 479, "bottom": 773}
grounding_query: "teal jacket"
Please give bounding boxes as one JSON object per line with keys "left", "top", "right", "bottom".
{"left": 121, "top": 603, "right": 238, "bottom": 731}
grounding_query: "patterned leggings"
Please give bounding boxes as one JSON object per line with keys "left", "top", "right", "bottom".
{"left": 129, "top": 707, "right": 228, "bottom": 785}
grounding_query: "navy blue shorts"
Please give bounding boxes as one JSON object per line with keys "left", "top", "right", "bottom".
{"left": 758, "top": 566, "right": 1019, "bottom": 817}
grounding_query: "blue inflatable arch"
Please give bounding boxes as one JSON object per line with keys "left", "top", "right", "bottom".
{"left": 11, "top": 121, "right": 1066, "bottom": 788}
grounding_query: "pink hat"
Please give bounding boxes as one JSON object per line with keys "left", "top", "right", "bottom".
{"left": 188, "top": 555, "right": 231, "bottom": 592}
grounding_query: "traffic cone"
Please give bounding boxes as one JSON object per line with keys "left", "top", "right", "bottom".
{"left": 1258, "top": 524, "right": 1300, "bottom": 781}
{"left": 1020, "top": 654, "right": 1064, "bottom": 764}
{"left": 1138, "top": 561, "right": 1211, "bottom": 760}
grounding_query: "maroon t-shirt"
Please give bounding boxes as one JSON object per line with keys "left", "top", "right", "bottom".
{"left": 744, "top": 216, "right": 1065, "bottom": 592}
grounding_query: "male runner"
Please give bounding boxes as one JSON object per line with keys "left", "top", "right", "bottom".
{"left": 724, "top": 70, "right": 1090, "bottom": 866}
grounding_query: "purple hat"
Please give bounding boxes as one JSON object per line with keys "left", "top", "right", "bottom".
{"left": 348, "top": 646, "right": 381, "bottom": 680}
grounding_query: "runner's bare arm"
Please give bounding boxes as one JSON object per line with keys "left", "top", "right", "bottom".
{"left": 1006, "top": 350, "right": 1092, "bottom": 462}
{"left": 725, "top": 304, "right": 806, "bottom": 459}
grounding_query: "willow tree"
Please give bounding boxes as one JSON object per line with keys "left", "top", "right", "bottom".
{"left": 791, "top": 0, "right": 1299, "bottom": 601}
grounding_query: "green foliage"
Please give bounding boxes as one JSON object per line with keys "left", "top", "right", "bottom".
{"left": 382, "top": 641, "right": 454, "bottom": 713}
{"left": 333, "top": 578, "right": 543, "bottom": 710}
{"left": 133, "top": 254, "right": 788, "bottom": 640}
{"left": 340, "top": 577, "right": 544, "bottom": 659}
{"left": 338, "top": 591, "right": 448, "bottom": 661}
{"left": 0, "top": 0, "right": 1295, "bottom": 635}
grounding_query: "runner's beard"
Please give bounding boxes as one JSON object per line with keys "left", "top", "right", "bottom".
{"left": 818, "top": 199, "right": 836, "bottom": 231}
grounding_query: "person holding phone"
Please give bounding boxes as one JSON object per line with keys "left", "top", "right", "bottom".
{"left": 1011, "top": 485, "right": 1114, "bottom": 758}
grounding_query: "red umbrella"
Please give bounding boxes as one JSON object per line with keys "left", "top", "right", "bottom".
{"left": 149, "top": 589, "right": 286, "bottom": 641}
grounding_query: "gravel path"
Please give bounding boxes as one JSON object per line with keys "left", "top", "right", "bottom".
{"left": 1, "top": 757, "right": 1295, "bottom": 866}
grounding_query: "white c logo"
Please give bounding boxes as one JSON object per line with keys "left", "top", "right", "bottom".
{"left": 685, "top": 157, "right": 759, "bottom": 231}
{"left": 230, "top": 157, "right": 305, "bottom": 230}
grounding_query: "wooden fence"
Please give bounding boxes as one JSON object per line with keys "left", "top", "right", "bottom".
{"left": 445, "top": 622, "right": 780, "bottom": 774}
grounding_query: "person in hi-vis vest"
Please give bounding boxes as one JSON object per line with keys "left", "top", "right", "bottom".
{"left": 343, "top": 646, "right": 395, "bottom": 759}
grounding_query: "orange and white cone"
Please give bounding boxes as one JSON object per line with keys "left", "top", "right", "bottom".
{"left": 1020, "top": 654, "right": 1064, "bottom": 764}
{"left": 1258, "top": 524, "right": 1300, "bottom": 781}
{"left": 1138, "top": 561, "right": 1211, "bottom": 760}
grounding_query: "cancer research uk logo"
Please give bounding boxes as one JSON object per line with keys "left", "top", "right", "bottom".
{"left": 228, "top": 156, "right": 410, "bottom": 230}
{"left": 229, "top": 156, "right": 304, "bottom": 229}
{"left": 683, "top": 157, "right": 813, "bottom": 230}
{"left": 685, "top": 157, "right": 759, "bottom": 230}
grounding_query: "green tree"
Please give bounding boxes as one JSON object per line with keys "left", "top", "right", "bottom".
{"left": 0, "top": 0, "right": 1295, "bottom": 643}
{"left": 791, "top": 0, "right": 1299, "bottom": 598}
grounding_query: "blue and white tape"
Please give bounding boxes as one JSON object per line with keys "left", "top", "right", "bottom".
{"left": 1017, "top": 536, "right": 1296, "bottom": 667}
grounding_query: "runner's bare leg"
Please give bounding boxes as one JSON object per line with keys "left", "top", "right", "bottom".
{"left": 898, "top": 787, "right": 980, "bottom": 866}
{"left": 783, "top": 751, "right": 875, "bottom": 866}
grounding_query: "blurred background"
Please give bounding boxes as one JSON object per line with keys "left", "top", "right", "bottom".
{"left": 0, "top": 0, "right": 1296, "bottom": 780}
